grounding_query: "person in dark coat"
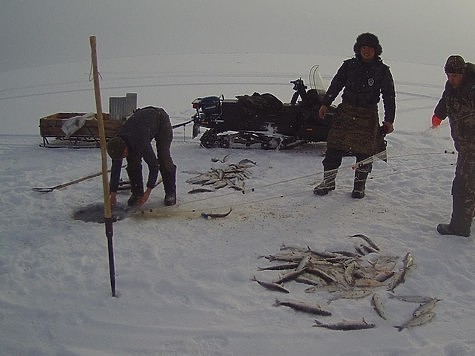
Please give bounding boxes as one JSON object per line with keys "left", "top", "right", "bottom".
{"left": 106, "top": 106, "right": 176, "bottom": 207}
{"left": 315, "top": 33, "right": 396, "bottom": 198}
{"left": 431, "top": 55, "right": 475, "bottom": 237}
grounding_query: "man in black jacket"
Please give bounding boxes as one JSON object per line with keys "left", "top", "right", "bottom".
{"left": 106, "top": 106, "right": 176, "bottom": 207}
{"left": 431, "top": 55, "right": 475, "bottom": 237}
{"left": 315, "top": 33, "right": 396, "bottom": 198}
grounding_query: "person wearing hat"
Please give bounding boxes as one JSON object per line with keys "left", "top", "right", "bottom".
{"left": 315, "top": 32, "right": 396, "bottom": 198}
{"left": 107, "top": 106, "right": 177, "bottom": 207}
{"left": 431, "top": 55, "right": 475, "bottom": 237}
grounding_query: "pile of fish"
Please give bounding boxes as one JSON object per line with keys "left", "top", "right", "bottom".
{"left": 253, "top": 234, "right": 440, "bottom": 331}
{"left": 185, "top": 156, "right": 256, "bottom": 194}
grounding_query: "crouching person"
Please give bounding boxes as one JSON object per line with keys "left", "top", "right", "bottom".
{"left": 106, "top": 106, "right": 177, "bottom": 207}
{"left": 432, "top": 55, "right": 475, "bottom": 237}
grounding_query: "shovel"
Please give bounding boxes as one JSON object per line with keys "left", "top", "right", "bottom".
{"left": 32, "top": 170, "right": 110, "bottom": 193}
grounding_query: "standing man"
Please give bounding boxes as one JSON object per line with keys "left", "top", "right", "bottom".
{"left": 315, "top": 33, "right": 396, "bottom": 198}
{"left": 106, "top": 106, "right": 177, "bottom": 207}
{"left": 431, "top": 55, "right": 475, "bottom": 237}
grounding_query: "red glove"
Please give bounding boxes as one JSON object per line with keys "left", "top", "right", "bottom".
{"left": 431, "top": 115, "right": 442, "bottom": 128}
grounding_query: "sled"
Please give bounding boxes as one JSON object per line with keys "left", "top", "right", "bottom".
{"left": 39, "top": 112, "right": 125, "bottom": 148}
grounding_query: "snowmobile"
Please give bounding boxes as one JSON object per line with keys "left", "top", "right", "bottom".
{"left": 191, "top": 66, "right": 336, "bottom": 149}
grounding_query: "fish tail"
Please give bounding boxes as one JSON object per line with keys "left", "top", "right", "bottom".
{"left": 313, "top": 320, "right": 323, "bottom": 327}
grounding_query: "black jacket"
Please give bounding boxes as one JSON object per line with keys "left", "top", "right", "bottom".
{"left": 323, "top": 56, "right": 396, "bottom": 122}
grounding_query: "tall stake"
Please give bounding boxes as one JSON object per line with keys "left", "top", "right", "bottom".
{"left": 89, "top": 36, "right": 116, "bottom": 297}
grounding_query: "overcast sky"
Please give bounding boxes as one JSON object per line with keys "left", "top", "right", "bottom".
{"left": 1, "top": 0, "right": 474, "bottom": 72}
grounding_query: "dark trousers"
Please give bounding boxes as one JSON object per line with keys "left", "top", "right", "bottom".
{"left": 323, "top": 148, "right": 373, "bottom": 176}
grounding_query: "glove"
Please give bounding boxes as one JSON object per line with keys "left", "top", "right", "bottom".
{"left": 431, "top": 115, "right": 442, "bottom": 128}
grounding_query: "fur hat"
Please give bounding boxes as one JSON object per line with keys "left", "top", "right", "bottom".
{"left": 106, "top": 136, "right": 126, "bottom": 160}
{"left": 444, "top": 55, "right": 465, "bottom": 74}
{"left": 353, "top": 32, "right": 382, "bottom": 56}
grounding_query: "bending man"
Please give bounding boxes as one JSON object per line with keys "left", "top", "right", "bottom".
{"left": 106, "top": 106, "right": 177, "bottom": 207}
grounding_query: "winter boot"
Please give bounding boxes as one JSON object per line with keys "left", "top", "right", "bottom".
{"left": 351, "top": 169, "right": 369, "bottom": 199}
{"left": 437, "top": 195, "right": 471, "bottom": 237}
{"left": 127, "top": 182, "right": 144, "bottom": 207}
{"left": 314, "top": 171, "right": 337, "bottom": 196}
{"left": 162, "top": 165, "right": 177, "bottom": 206}
{"left": 164, "top": 192, "right": 176, "bottom": 206}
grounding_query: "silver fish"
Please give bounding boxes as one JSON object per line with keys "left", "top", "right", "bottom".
{"left": 313, "top": 318, "right": 375, "bottom": 331}
{"left": 388, "top": 293, "right": 439, "bottom": 304}
{"left": 328, "top": 288, "right": 373, "bottom": 303}
{"left": 350, "top": 234, "right": 380, "bottom": 251}
{"left": 344, "top": 260, "right": 357, "bottom": 286}
{"left": 394, "top": 311, "right": 435, "bottom": 332}
{"left": 354, "top": 278, "right": 384, "bottom": 288}
{"left": 273, "top": 267, "right": 307, "bottom": 284}
{"left": 257, "top": 262, "right": 299, "bottom": 271}
{"left": 374, "top": 270, "right": 395, "bottom": 283}
{"left": 274, "top": 298, "right": 332, "bottom": 316}
{"left": 201, "top": 208, "right": 232, "bottom": 219}
{"left": 238, "top": 158, "right": 256, "bottom": 166}
{"left": 412, "top": 298, "right": 440, "bottom": 318}
{"left": 402, "top": 252, "right": 415, "bottom": 270}
{"left": 188, "top": 188, "right": 214, "bottom": 194}
{"left": 296, "top": 255, "right": 311, "bottom": 272}
{"left": 211, "top": 154, "right": 230, "bottom": 163}
{"left": 387, "top": 268, "right": 407, "bottom": 292}
{"left": 371, "top": 293, "right": 387, "bottom": 320}
{"left": 251, "top": 276, "right": 289, "bottom": 293}
{"left": 306, "top": 267, "right": 337, "bottom": 284}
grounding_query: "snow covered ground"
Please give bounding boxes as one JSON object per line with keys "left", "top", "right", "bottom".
{"left": 0, "top": 53, "right": 474, "bottom": 355}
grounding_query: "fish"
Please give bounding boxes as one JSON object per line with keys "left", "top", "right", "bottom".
{"left": 354, "top": 278, "right": 384, "bottom": 288}
{"left": 188, "top": 188, "right": 214, "bottom": 194}
{"left": 350, "top": 234, "right": 380, "bottom": 251}
{"left": 371, "top": 293, "right": 387, "bottom": 320}
{"left": 386, "top": 268, "right": 407, "bottom": 292}
{"left": 374, "top": 270, "right": 395, "bottom": 283}
{"left": 273, "top": 268, "right": 307, "bottom": 284}
{"left": 211, "top": 154, "right": 230, "bottom": 163}
{"left": 343, "top": 260, "right": 357, "bottom": 286}
{"left": 201, "top": 208, "right": 232, "bottom": 219}
{"left": 306, "top": 267, "right": 337, "bottom": 284}
{"left": 274, "top": 298, "right": 332, "bottom": 316}
{"left": 394, "top": 311, "right": 435, "bottom": 332}
{"left": 257, "top": 262, "right": 299, "bottom": 271}
{"left": 387, "top": 293, "right": 439, "bottom": 304}
{"left": 295, "top": 276, "right": 326, "bottom": 287}
{"left": 412, "top": 298, "right": 440, "bottom": 318}
{"left": 313, "top": 318, "right": 376, "bottom": 331}
{"left": 251, "top": 276, "right": 289, "bottom": 293}
{"left": 296, "top": 255, "right": 311, "bottom": 272}
{"left": 328, "top": 288, "right": 373, "bottom": 303}
{"left": 238, "top": 158, "right": 256, "bottom": 166}
{"left": 402, "top": 252, "right": 415, "bottom": 270}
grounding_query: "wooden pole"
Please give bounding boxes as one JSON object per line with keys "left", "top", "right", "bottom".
{"left": 89, "top": 35, "right": 116, "bottom": 297}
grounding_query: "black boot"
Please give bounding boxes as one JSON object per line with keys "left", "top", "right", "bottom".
{"left": 437, "top": 223, "right": 470, "bottom": 238}
{"left": 437, "top": 195, "right": 472, "bottom": 237}
{"left": 351, "top": 169, "right": 369, "bottom": 199}
{"left": 314, "top": 171, "right": 337, "bottom": 196}
{"left": 164, "top": 192, "right": 176, "bottom": 206}
{"left": 162, "top": 165, "right": 177, "bottom": 206}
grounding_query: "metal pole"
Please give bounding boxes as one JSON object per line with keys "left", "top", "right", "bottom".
{"left": 89, "top": 36, "right": 116, "bottom": 297}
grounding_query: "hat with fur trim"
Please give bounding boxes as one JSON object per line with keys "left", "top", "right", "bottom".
{"left": 353, "top": 32, "right": 382, "bottom": 56}
{"left": 444, "top": 55, "right": 465, "bottom": 74}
